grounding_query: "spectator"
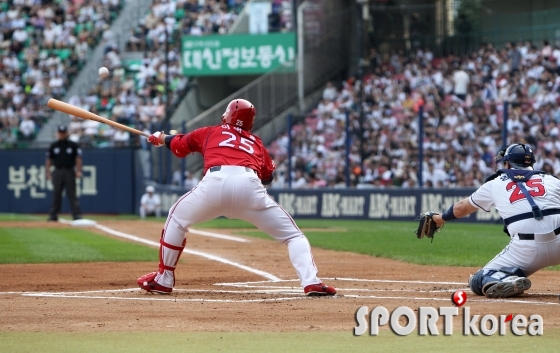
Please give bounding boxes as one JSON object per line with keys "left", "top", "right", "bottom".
{"left": 452, "top": 66, "right": 470, "bottom": 101}
{"left": 184, "top": 171, "right": 199, "bottom": 190}
{"left": 18, "top": 116, "right": 35, "bottom": 140}
{"left": 0, "top": 0, "right": 125, "bottom": 147}
{"left": 171, "top": 169, "right": 183, "bottom": 186}
{"left": 140, "top": 185, "right": 161, "bottom": 218}
{"left": 268, "top": 41, "right": 560, "bottom": 189}
{"left": 292, "top": 170, "right": 308, "bottom": 189}
{"left": 322, "top": 81, "right": 337, "bottom": 101}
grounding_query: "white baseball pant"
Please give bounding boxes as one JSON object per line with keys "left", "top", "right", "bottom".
{"left": 154, "top": 165, "right": 321, "bottom": 288}
{"left": 484, "top": 230, "right": 560, "bottom": 276}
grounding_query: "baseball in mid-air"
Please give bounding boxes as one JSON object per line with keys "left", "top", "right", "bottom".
{"left": 98, "top": 67, "right": 109, "bottom": 78}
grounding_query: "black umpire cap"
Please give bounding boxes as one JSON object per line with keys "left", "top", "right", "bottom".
{"left": 57, "top": 124, "right": 68, "bottom": 132}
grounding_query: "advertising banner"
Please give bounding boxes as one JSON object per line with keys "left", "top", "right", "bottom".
{"left": 0, "top": 149, "right": 135, "bottom": 214}
{"left": 151, "top": 186, "right": 503, "bottom": 224}
{"left": 181, "top": 33, "right": 296, "bottom": 76}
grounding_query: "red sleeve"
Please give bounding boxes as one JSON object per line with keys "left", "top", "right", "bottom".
{"left": 169, "top": 127, "right": 210, "bottom": 158}
{"left": 260, "top": 149, "right": 276, "bottom": 182}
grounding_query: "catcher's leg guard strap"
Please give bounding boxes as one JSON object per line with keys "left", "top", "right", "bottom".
{"left": 498, "top": 266, "right": 526, "bottom": 277}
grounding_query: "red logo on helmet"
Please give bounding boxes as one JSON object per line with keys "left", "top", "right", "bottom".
{"left": 222, "top": 99, "right": 255, "bottom": 131}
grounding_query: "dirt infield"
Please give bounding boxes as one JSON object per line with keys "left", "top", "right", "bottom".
{"left": 2, "top": 219, "right": 560, "bottom": 333}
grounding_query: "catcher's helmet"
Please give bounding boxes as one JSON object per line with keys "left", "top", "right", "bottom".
{"left": 222, "top": 99, "right": 255, "bottom": 131}
{"left": 495, "top": 143, "right": 535, "bottom": 169}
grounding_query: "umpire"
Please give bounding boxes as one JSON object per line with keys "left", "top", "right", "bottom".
{"left": 46, "top": 124, "right": 83, "bottom": 221}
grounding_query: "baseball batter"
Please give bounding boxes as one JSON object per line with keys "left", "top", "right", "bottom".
{"left": 137, "top": 99, "right": 336, "bottom": 296}
{"left": 430, "top": 143, "right": 560, "bottom": 298}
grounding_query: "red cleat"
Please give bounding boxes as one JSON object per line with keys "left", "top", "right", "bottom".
{"left": 304, "top": 283, "right": 337, "bottom": 296}
{"left": 137, "top": 272, "right": 172, "bottom": 294}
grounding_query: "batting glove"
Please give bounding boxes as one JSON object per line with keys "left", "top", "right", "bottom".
{"left": 148, "top": 131, "right": 165, "bottom": 147}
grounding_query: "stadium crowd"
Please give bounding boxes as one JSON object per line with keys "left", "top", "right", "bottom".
{"left": 56, "top": 0, "right": 246, "bottom": 147}
{"left": 268, "top": 40, "right": 560, "bottom": 189}
{"left": 0, "top": 0, "right": 246, "bottom": 148}
{"left": 0, "top": 0, "right": 123, "bottom": 147}
{"left": 2, "top": 1, "right": 559, "bottom": 191}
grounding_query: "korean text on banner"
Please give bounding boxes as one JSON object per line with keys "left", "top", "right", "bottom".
{"left": 182, "top": 33, "right": 296, "bottom": 76}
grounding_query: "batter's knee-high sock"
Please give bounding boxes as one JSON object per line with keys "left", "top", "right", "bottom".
{"left": 287, "top": 235, "right": 320, "bottom": 287}
{"left": 155, "top": 216, "right": 187, "bottom": 288}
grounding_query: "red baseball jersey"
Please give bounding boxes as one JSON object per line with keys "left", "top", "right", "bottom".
{"left": 169, "top": 124, "right": 275, "bottom": 180}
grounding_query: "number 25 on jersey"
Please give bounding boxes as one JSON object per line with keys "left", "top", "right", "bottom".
{"left": 506, "top": 179, "right": 546, "bottom": 204}
{"left": 218, "top": 130, "right": 255, "bottom": 154}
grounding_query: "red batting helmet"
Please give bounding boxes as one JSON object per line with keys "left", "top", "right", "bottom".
{"left": 222, "top": 99, "right": 256, "bottom": 131}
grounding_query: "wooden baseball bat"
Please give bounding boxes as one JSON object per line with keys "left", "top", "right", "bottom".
{"left": 47, "top": 98, "right": 151, "bottom": 138}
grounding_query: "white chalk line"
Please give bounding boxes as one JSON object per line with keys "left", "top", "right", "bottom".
{"left": 60, "top": 218, "right": 250, "bottom": 243}
{"left": 189, "top": 228, "right": 249, "bottom": 243}
{"left": 213, "top": 284, "right": 470, "bottom": 293}
{"left": 327, "top": 278, "right": 468, "bottom": 285}
{"left": 13, "top": 287, "right": 467, "bottom": 297}
{"left": 4, "top": 282, "right": 559, "bottom": 305}
{"left": 13, "top": 287, "right": 560, "bottom": 306}
{"left": 14, "top": 221, "right": 559, "bottom": 306}
{"left": 8, "top": 286, "right": 556, "bottom": 297}
{"left": 0, "top": 288, "right": 140, "bottom": 296}
{"left": 92, "top": 223, "right": 280, "bottom": 281}
{"left": 22, "top": 293, "right": 308, "bottom": 303}
{"left": 215, "top": 278, "right": 468, "bottom": 286}
{"left": 23, "top": 288, "right": 304, "bottom": 295}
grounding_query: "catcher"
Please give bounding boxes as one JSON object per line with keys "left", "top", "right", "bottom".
{"left": 417, "top": 143, "right": 560, "bottom": 298}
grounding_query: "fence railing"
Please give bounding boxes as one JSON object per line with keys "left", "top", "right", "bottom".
{"left": 300, "top": 4, "right": 354, "bottom": 98}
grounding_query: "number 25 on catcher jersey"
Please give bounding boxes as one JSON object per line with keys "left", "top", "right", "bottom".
{"left": 470, "top": 173, "right": 560, "bottom": 221}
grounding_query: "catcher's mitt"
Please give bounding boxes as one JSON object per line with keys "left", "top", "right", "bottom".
{"left": 415, "top": 212, "right": 443, "bottom": 242}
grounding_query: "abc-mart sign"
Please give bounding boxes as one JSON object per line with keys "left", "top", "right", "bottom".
{"left": 354, "top": 306, "right": 543, "bottom": 336}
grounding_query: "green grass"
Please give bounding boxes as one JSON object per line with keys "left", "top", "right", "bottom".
{"left": 0, "top": 331, "right": 558, "bottom": 353}
{"left": 195, "top": 218, "right": 560, "bottom": 270}
{"left": 0, "top": 228, "right": 156, "bottom": 264}
{"left": 195, "top": 218, "right": 503, "bottom": 266}
{"left": 0, "top": 213, "right": 45, "bottom": 221}
{"left": 1, "top": 213, "right": 558, "bottom": 269}
{"left": 0, "top": 213, "right": 166, "bottom": 222}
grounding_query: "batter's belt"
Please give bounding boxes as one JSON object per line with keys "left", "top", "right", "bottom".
{"left": 209, "top": 166, "right": 256, "bottom": 174}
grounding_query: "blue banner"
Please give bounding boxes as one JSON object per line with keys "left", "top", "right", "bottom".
{"left": 0, "top": 149, "right": 135, "bottom": 214}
